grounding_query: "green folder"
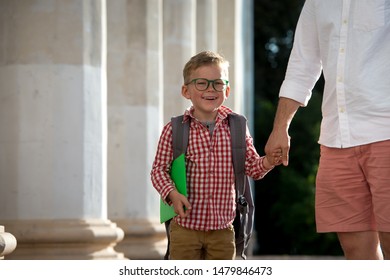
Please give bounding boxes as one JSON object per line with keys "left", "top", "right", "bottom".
{"left": 160, "top": 153, "right": 187, "bottom": 223}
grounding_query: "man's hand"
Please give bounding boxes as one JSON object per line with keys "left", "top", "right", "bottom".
{"left": 265, "top": 128, "right": 291, "bottom": 166}
{"left": 265, "top": 97, "right": 301, "bottom": 166}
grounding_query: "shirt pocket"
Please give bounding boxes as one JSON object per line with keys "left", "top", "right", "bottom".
{"left": 353, "top": 0, "right": 386, "bottom": 31}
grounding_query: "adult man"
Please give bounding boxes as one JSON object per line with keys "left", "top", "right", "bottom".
{"left": 265, "top": 0, "right": 390, "bottom": 259}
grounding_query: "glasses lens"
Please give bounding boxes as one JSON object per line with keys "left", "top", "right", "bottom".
{"left": 213, "top": 79, "right": 227, "bottom": 91}
{"left": 194, "top": 79, "right": 209, "bottom": 91}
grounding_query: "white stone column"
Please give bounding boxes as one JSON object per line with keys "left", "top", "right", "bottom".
{"left": 162, "top": 0, "right": 196, "bottom": 124}
{"left": 240, "top": 0, "right": 254, "bottom": 125}
{"left": 0, "top": 0, "right": 124, "bottom": 259}
{"left": 215, "top": 0, "right": 254, "bottom": 122}
{"left": 216, "top": 0, "right": 238, "bottom": 111}
{"left": 196, "top": 0, "right": 217, "bottom": 52}
{"left": 217, "top": 0, "right": 253, "bottom": 121}
{"left": 107, "top": 0, "right": 165, "bottom": 259}
{"left": 0, "top": 226, "right": 17, "bottom": 260}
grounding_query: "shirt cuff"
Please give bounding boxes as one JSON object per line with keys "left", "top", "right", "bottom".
{"left": 161, "top": 185, "right": 175, "bottom": 204}
{"left": 279, "top": 80, "right": 312, "bottom": 106}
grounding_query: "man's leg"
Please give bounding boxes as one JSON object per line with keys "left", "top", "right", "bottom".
{"left": 364, "top": 140, "right": 390, "bottom": 260}
{"left": 337, "top": 231, "right": 383, "bottom": 260}
{"left": 379, "top": 232, "right": 390, "bottom": 260}
{"left": 316, "top": 145, "right": 375, "bottom": 257}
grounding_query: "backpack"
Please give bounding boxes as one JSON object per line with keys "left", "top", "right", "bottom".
{"left": 164, "top": 112, "right": 254, "bottom": 260}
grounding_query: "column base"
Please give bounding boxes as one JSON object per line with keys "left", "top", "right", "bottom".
{"left": 114, "top": 219, "right": 167, "bottom": 260}
{"left": 0, "top": 225, "right": 17, "bottom": 260}
{"left": 2, "top": 219, "right": 126, "bottom": 260}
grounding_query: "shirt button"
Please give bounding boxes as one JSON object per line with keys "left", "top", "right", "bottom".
{"left": 339, "top": 107, "right": 345, "bottom": 113}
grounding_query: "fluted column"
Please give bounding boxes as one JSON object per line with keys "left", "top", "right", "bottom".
{"left": 240, "top": 0, "right": 254, "bottom": 124}
{"left": 196, "top": 0, "right": 217, "bottom": 52}
{"left": 162, "top": 0, "right": 196, "bottom": 124}
{"left": 216, "top": 0, "right": 254, "bottom": 121}
{"left": 107, "top": 0, "right": 165, "bottom": 259}
{"left": 0, "top": 0, "right": 124, "bottom": 259}
{"left": 216, "top": 0, "right": 237, "bottom": 111}
{"left": 0, "top": 226, "right": 17, "bottom": 260}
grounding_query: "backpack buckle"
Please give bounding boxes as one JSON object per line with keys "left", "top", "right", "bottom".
{"left": 238, "top": 195, "right": 247, "bottom": 207}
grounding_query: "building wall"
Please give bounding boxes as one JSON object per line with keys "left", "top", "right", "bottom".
{"left": 0, "top": 0, "right": 253, "bottom": 259}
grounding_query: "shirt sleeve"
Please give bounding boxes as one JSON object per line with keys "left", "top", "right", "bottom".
{"left": 150, "top": 122, "right": 176, "bottom": 201}
{"left": 244, "top": 125, "right": 273, "bottom": 180}
{"left": 279, "top": 0, "right": 322, "bottom": 106}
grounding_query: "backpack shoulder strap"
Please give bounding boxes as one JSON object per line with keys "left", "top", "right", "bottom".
{"left": 229, "top": 113, "right": 254, "bottom": 260}
{"left": 228, "top": 113, "right": 247, "bottom": 197}
{"left": 171, "top": 115, "right": 190, "bottom": 159}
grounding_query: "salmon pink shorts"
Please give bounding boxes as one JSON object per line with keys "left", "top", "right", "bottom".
{"left": 315, "top": 140, "right": 390, "bottom": 233}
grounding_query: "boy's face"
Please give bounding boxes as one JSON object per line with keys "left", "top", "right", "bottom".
{"left": 182, "top": 64, "right": 230, "bottom": 121}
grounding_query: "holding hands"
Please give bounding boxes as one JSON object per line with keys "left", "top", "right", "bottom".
{"left": 264, "top": 148, "right": 283, "bottom": 170}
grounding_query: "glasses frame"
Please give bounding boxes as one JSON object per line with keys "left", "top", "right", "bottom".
{"left": 186, "top": 78, "right": 229, "bottom": 92}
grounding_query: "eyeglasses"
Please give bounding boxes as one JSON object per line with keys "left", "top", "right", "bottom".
{"left": 186, "top": 78, "right": 229, "bottom": 92}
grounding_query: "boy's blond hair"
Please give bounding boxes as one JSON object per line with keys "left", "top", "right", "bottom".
{"left": 183, "top": 51, "right": 230, "bottom": 84}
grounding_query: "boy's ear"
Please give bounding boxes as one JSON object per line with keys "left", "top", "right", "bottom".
{"left": 225, "top": 85, "right": 231, "bottom": 99}
{"left": 181, "top": 85, "right": 191, "bottom": 99}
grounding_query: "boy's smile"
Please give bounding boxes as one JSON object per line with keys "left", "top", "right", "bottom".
{"left": 203, "top": 95, "right": 218, "bottom": 100}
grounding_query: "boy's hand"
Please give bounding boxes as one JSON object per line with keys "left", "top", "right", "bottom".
{"left": 167, "top": 190, "right": 192, "bottom": 218}
{"left": 264, "top": 148, "right": 283, "bottom": 169}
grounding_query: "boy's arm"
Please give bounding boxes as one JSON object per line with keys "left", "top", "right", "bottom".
{"left": 151, "top": 122, "right": 192, "bottom": 218}
{"left": 150, "top": 123, "right": 176, "bottom": 201}
{"left": 244, "top": 125, "right": 282, "bottom": 180}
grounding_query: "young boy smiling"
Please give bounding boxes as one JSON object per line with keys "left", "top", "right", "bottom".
{"left": 151, "top": 51, "right": 281, "bottom": 260}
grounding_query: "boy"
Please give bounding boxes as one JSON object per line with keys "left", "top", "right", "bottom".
{"left": 151, "top": 51, "right": 281, "bottom": 260}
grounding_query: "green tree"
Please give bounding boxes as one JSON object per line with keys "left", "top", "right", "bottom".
{"left": 253, "top": 0, "right": 342, "bottom": 256}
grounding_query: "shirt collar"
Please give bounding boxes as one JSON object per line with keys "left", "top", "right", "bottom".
{"left": 183, "top": 105, "right": 233, "bottom": 123}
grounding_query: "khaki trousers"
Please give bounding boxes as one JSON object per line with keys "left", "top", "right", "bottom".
{"left": 169, "top": 220, "right": 236, "bottom": 260}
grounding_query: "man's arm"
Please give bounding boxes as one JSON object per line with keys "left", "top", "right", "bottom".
{"left": 265, "top": 97, "right": 302, "bottom": 166}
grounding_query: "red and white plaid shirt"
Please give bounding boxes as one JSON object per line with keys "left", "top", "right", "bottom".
{"left": 151, "top": 106, "right": 272, "bottom": 231}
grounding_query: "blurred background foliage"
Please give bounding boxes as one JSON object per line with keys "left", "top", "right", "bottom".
{"left": 252, "top": 0, "right": 343, "bottom": 256}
